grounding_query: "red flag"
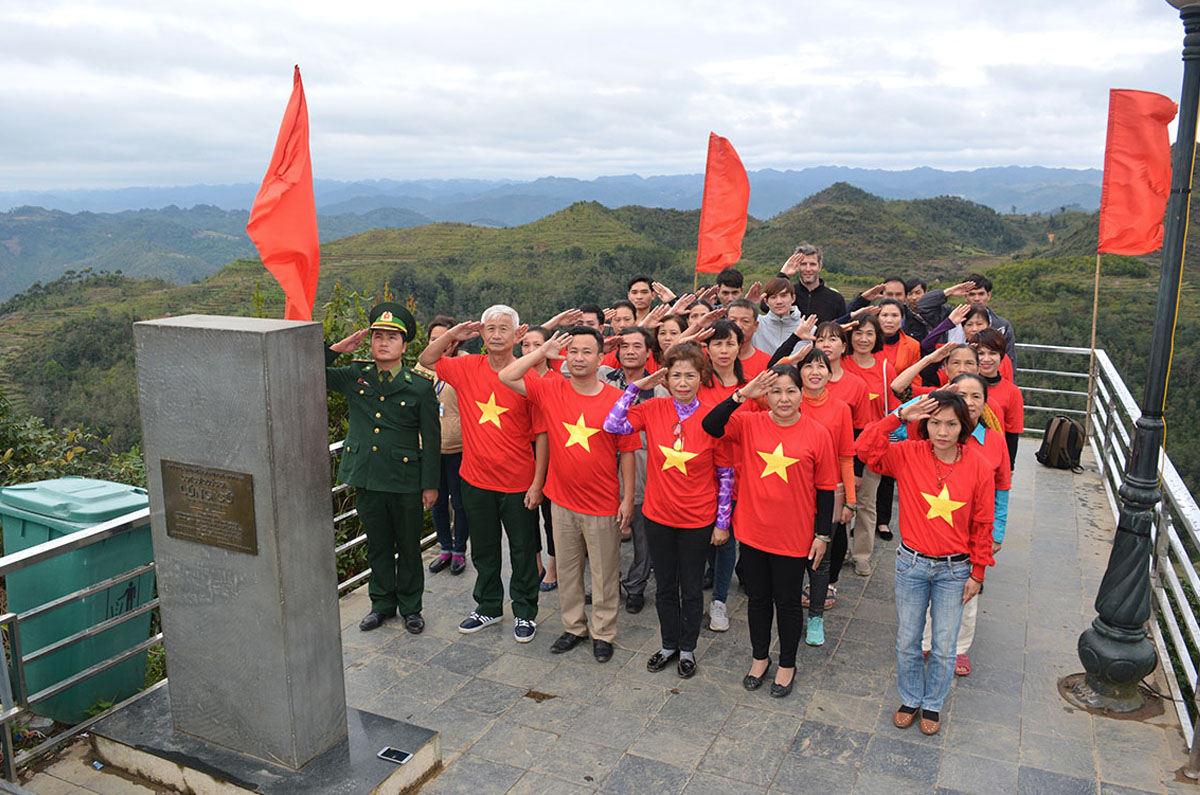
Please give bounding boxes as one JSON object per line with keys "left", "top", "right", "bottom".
{"left": 1097, "top": 89, "right": 1177, "bottom": 256}
{"left": 695, "top": 133, "right": 750, "bottom": 273}
{"left": 247, "top": 65, "right": 320, "bottom": 320}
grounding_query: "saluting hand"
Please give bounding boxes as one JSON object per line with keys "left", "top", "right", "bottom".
{"left": 944, "top": 280, "right": 977, "bottom": 298}
{"left": 643, "top": 303, "right": 669, "bottom": 329}
{"left": 447, "top": 321, "right": 484, "bottom": 342}
{"left": 632, "top": 370, "right": 666, "bottom": 391}
{"left": 540, "top": 332, "right": 570, "bottom": 360}
{"left": 670, "top": 293, "right": 697, "bottom": 316}
{"left": 860, "top": 282, "right": 887, "bottom": 301}
{"left": 740, "top": 369, "right": 778, "bottom": 401}
{"left": 849, "top": 305, "right": 880, "bottom": 320}
{"left": 780, "top": 251, "right": 804, "bottom": 277}
{"left": 330, "top": 328, "right": 369, "bottom": 354}
{"left": 948, "top": 302, "right": 971, "bottom": 325}
{"left": 651, "top": 281, "right": 677, "bottom": 303}
{"left": 897, "top": 395, "right": 940, "bottom": 424}
{"left": 546, "top": 308, "right": 584, "bottom": 329}
{"left": 793, "top": 314, "right": 819, "bottom": 341}
{"left": 745, "top": 281, "right": 764, "bottom": 304}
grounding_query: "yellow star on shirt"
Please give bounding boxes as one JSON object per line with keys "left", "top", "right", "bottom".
{"left": 562, "top": 413, "right": 602, "bottom": 452}
{"left": 922, "top": 485, "right": 967, "bottom": 527}
{"left": 658, "top": 444, "right": 699, "bottom": 474}
{"left": 868, "top": 392, "right": 880, "bottom": 401}
{"left": 757, "top": 443, "right": 799, "bottom": 483}
{"left": 476, "top": 392, "right": 510, "bottom": 428}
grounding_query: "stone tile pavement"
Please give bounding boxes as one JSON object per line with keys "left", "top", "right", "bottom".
{"left": 23, "top": 441, "right": 1192, "bottom": 793}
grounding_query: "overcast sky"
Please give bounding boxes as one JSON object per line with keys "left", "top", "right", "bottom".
{"left": 0, "top": 0, "right": 1186, "bottom": 190}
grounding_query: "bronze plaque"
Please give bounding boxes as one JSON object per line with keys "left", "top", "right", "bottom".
{"left": 161, "top": 460, "right": 257, "bottom": 555}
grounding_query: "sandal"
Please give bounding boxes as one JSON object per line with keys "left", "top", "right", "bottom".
{"left": 824, "top": 585, "right": 837, "bottom": 610}
{"left": 955, "top": 653, "right": 971, "bottom": 676}
{"left": 801, "top": 587, "right": 811, "bottom": 608}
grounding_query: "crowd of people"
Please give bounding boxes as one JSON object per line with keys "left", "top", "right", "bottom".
{"left": 325, "top": 242, "right": 1025, "bottom": 736}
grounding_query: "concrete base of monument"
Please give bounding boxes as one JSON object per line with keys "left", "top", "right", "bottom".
{"left": 89, "top": 687, "right": 441, "bottom": 794}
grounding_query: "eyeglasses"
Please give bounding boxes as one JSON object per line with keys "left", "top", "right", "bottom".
{"left": 671, "top": 421, "right": 684, "bottom": 452}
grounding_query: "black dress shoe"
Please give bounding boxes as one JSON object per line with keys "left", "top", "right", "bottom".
{"left": 402, "top": 613, "right": 425, "bottom": 634}
{"left": 449, "top": 556, "right": 467, "bottom": 575}
{"left": 646, "top": 649, "right": 679, "bottom": 672}
{"left": 771, "top": 671, "right": 796, "bottom": 698}
{"left": 429, "top": 556, "right": 451, "bottom": 574}
{"left": 742, "top": 658, "right": 772, "bottom": 691}
{"left": 878, "top": 528, "right": 894, "bottom": 541}
{"left": 626, "top": 593, "right": 645, "bottom": 614}
{"left": 550, "top": 632, "right": 587, "bottom": 654}
{"left": 677, "top": 656, "right": 697, "bottom": 678}
{"left": 359, "top": 610, "right": 394, "bottom": 631}
{"left": 593, "top": 639, "right": 614, "bottom": 663}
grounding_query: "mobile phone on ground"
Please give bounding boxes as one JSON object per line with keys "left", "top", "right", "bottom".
{"left": 377, "top": 747, "right": 413, "bottom": 765}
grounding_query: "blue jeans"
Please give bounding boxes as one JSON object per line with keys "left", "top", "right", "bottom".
{"left": 433, "top": 452, "right": 469, "bottom": 554}
{"left": 894, "top": 546, "right": 970, "bottom": 712}
{"left": 711, "top": 525, "right": 737, "bottom": 602}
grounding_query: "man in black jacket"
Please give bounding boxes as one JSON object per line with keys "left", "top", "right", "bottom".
{"left": 777, "top": 243, "right": 846, "bottom": 322}
{"left": 917, "top": 273, "right": 1017, "bottom": 366}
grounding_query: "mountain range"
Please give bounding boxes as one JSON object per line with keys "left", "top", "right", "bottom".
{"left": 2, "top": 165, "right": 1100, "bottom": 222}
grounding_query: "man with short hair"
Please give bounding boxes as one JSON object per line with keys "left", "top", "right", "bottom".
{"left": 499, "top": 327, "right": 639, "bottom": 663}
{"left": 327, "top": 303, "right": 440, "bottom": 635}
{"left": 609, "top": 300, "right": 637, "bottom": 335}
{"left": 599, "top": 326, "right": 664, "bottom": 614}
{"left": 778, "top": 243, "right": 847, "bottom": 322}
{"left": 419, "top": 306, "right": 544, "bottom": 643}
{"left": 725, "top": 298, "right": 771, "bottom": 378}
{"left": 627, "top": 275, "right": 655, "bottom": 324}
{"left": 578, "top": 304, "right": 605, "bottom": 330}
{"left": 917, "top": 273, "right": 1017, "bottom": 365}
{"left": 715, "top": 267, "right": 745, "bottom": 306}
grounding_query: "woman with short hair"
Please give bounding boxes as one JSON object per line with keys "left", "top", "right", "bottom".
{"left": 603, "top": 343, "right": 732, "bottom": 679}
{"left": 702, "top": 365, "right": 839, "bottom": 697}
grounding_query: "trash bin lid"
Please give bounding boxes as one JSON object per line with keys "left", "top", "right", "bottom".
{"left": 0, "top": 477, "right": 148, "bottom": 523}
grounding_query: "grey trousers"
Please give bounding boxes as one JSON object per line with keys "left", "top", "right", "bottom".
{"left": 621, "top": 504, "right": 651, "bottom": 597}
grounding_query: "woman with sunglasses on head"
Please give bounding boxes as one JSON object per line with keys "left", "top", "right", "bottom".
{"left": 702, "top": 365, "right": 839, "bottom": 697}
{"left": 603, "top": 343, "right": 732, "bottom": 679}
{"left": 856, "top": 390, "right": 995, "bottom": 736}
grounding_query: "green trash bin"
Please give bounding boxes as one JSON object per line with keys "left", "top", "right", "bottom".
{"left": 0, "top": 477, "right": 154, "bottom": 724}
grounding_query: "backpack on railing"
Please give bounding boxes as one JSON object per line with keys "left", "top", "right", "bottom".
{"left": 1035, "top": 415, "right": 1085, "bottom": 472}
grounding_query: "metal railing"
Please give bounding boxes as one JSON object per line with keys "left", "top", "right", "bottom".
{"left": 2, "top": 343, "right": 1198, "bottom": 780}
{"left": 1018, "top": 342, "right": 1200, "bottom": 754}
{"left": 0, "top": 442, "right": 437, "bottom": 781}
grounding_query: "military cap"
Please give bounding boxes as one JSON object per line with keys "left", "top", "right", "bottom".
{"left": 369, "top": 302, "right": 416, "bottom": 341}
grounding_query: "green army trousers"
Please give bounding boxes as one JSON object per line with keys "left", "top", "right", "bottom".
{"left": 461, "top": 481, "right": 540, "bottom": 621}
{"left": 355, "top": 489, "right": 424, "bottom": 616}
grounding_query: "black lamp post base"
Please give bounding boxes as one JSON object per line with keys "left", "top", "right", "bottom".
{"left": 1071, "top": 621, "right": 1158, "bottom": 713}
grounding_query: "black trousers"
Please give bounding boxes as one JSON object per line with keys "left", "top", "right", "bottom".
{"left": 876, "top": 476, "right": 896, "bottom": 528}
{"left": 827, "top": 522, "right": 849, "bottom": 586}
{"left": 645, "top": 518, "right": 711, "bottom": 653}
{"left": 740, "top": 541, "right": 808, "bottom": 668}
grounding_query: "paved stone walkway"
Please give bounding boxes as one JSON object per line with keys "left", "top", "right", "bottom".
{"left": 23, "top": 441, "right": 1191, "bottom": 793}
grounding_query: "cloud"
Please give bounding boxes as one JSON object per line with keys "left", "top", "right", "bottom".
{"left": 0, "top": 0, "right": 1186, "bottom": 189}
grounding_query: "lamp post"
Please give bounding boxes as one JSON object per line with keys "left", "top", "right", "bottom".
{"left": 1072, "top": 0, "right": 1200, "bottom": 713}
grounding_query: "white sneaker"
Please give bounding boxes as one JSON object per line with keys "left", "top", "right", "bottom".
{"left": 709, "top": 600, "right": 729, "bottom": 632}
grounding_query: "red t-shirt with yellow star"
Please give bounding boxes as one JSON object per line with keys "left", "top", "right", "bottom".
{"left": 842, "top": 355, "right": 893, "bottom": 422}
{"left": 626, "top": 397, "right": 728, "bottom": 528}
{"left": 722, "top": 412, "right": 839, "bottom": 558}
{"left": 826, "top": 369, "right": 872, "bottom": 430}
{"left": 436, "top": 355, "right": 536, "bottom": 493}
{"left": 524, "top": 376, "right": 641, "bottom": 517}
{"left": 855, "top": 414, "right": 996, "bottom": 580}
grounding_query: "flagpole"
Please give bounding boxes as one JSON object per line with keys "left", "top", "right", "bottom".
{"left": 1070, "top": 0, "right": 1200, "bottom": 714}
{"left": 1085, "top": 252, "right": 1101, "bottom": 436}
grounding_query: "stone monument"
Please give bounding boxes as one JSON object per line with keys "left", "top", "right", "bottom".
{"left": 89, "top": 315, "right": 439, "bottom": 793}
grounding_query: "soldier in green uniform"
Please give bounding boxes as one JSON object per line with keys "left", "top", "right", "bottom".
{"left": 327, "top": 303, "right": 440, "bottom": 633}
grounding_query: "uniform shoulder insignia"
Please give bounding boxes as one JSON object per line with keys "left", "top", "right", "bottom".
{"left": 352, "top": 359, "right": 372, "bottom": 367}
{"left": 412, "top": 368, "right": 434, "bottom": 381}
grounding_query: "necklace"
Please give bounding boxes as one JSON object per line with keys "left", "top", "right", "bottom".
{"left": 931, "top": 443, "right": 962, "bottom": 489}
